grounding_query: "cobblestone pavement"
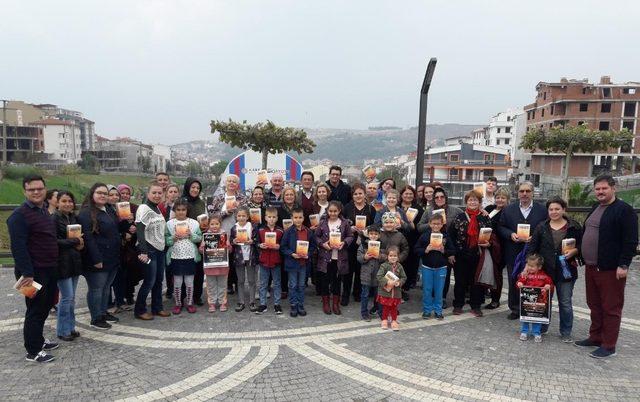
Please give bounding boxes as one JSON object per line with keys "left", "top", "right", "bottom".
{"left": 1, "top": 265, "right": 639, "bottom": 401}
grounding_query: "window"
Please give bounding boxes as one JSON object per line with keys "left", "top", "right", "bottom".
{"left": 577, "top": 121, "right": 585, "bottom": 126}
{"left": 506, "top": 127, "right": 511, "bottom": 133}
{"left": 601, "top": 103, "right": 611, "bottom": 113}
{"left": 525, "top": 160, "right": 531, "bottom": 168}
{"left": 497, "top": 128, "right": 501, "bottom": 133}
{"left": 622, "top": 121, "right": 635, "bottom": 132}
{"left": 624, "top": 102, "right": 636, "bottom": 117}
{"left": 599, "top": 121, "right": 610, "bottom": 131}
{"left": 507, "top": 115, "right": 511, "bottom": 122}
{"left": 527, "top": 111, "right": 531, "bottom": 120}
{"left": 541, "top": 109, "right": 545, "bottom": 117}
{"left": 449, "top": 168, "right": 459, "bottom": 177}
{"left": 623, "top": 88, "right": 636, "bottom": 95}
{"left": 532, "top": 110, "right": 536, "bottom": 119}
{"left": 579, "top": 103, "right": 588, "bottom": 112}
{"left": 505, "top": 138, "right": 510, "bottom": 145}
{"left": 484, "top": 154, "right": 494, "bottom": 162}
{"left": 582, "top": 87, "right": 588, "bottom": 95}
{"left": 448, "top": 154, "right": 459, "bottom": 162}
{"left": 543, "top": 92, "right": 547, "bottom": 100}
{"left": 602, "top": 88, "right": 611, "bottom": 98}
{"left": 550, "top": 105, "right": 554, "bottom": 115}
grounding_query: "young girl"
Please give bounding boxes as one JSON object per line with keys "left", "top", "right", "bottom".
{"left": 165, "top": 199, "right": 202, "bottom": 314}
{"left": 230, "top": 207, "right": 258, "bottom": 312}
{"left": 517, "top": 254, "right": 554, "bottom": 342}
{"left": 202, "top": 215, "right": 230, "bottom": 312}
{"left": 315, "top": 201, "right": 354, "bottom": 315}
{"left": 376, "top": 246, "right": 406, "bottom": 331}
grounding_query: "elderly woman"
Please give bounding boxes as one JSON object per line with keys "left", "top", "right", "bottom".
{"left": 527, "top": 196, "right": 583, "bottom": 342}
{"left": 485, "top": 187, "right": 510, "bottom": 309}
{"left": 247, "top": 186, "right": 267, "bottom": 225}
{"left": 448, "top": 190, "right": 493, "bottom": 317}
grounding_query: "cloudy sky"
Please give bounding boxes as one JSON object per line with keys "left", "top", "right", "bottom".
{"left": 2, "top": 1, "right": 639, "bottom": 144}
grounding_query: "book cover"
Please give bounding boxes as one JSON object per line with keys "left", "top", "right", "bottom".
{"left": 367, "top": 240, "right": 380, "bottom": 258}
{"left": 432, "top": 208, "right": 446, "bottom": 223}
{"left": 385, "top": 271, "right": 399, "bottom": 281}
{"left": 116, "top": 202, "right": 131, "bottom": 220}
{"left": 372, "top": 200, "right": 383, "bottom": 212}
{"left": 329, "top": 232, "right": 342, "bottom": 248}
{"left": 355, "top": 215, "right": 367, "bottom": 230}
{"left": 406, "top": 208, "right": 418, "bottom": 222}
{"left": 197, "top": 214, "right": 209, "bottom": 225}
{"left": 282, "top": 219, "right": 293, "bottom": 230}
{"left": 175, "top": 221, "right": 190, "bottom": 237}
{"left": 296, "top": 240, "right": 309, "bottom": 258}
{"left": 517, "top": 224, "right": 530, "bottom": 240}
{"left": 14, "top": 276, "right": 42, "bottom": 299}
{"left": 256, "top": 170, "right": 269, "bottom": 185}
{"left": 430, "top": 233, "right": 443, "bottom": 248}
{"left": 520, "top": 286, "right": 551, "bottom": 324}
{"left": 236, "top": 227, "right": 249, "bottom": 244}
{"left": 265, "top": 232, "right": 277, "bottom": 247}
{"left": 309, "top": 214, "right": 319, "bottom": 227}
{"left": 249, "top": 208, "right": 262, "bottom": 224}
{"left": 67, "top": 224, "right": 82, "bottom": 239}
{"left": 562, "top": 238, "right": 576, "bottom": 254}
{"left": 473, "top": 182, "right": 486, "bottom": 197}
{"left": 225, "top": 195, "right": 236, "bottom": 211}
{"left": 479, "top": 227, "right": 492, "bottom": 243}
{"left": 203, "top": 232, "right": 229, "bottom": 269}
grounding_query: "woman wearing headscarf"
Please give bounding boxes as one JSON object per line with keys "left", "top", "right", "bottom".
{"left": 182, "top": 177, "right": 207, "bottom": 305}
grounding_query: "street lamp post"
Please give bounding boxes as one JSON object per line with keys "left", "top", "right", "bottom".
{"left": 415, "top": 58, "right": 437, "bottom": 187}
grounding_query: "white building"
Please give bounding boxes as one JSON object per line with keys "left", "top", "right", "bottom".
{"left": 32, "top": 119, "right": 82, "bottom": 162}
{"left": 152, "top": 144, "right": 172, "bottom": 173}
{"left": 444, "top": 136, "right": 473, "bottom": 146}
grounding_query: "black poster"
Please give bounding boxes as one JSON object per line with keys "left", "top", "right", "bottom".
{"left": 203, "top": 232, "right": 229, "bottom": 268}
{"left": 519, "top": 286, "right": 551, "bottom": 324}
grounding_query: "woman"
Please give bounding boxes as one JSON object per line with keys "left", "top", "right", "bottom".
{"left": 78, "top": 183, "right": 126, "bottom": 329}
{"left": 528, "top": 196, "right": 582, "bottom": 342}
{"left": 417, "top": 187, "right": 463, "bottom": 233}
{"left": 421, "top": 184, "right": 435, "bottom": 209}
{"left": 448, "top": 190, "right": 492, "bottom": 317}
{"left": 485, "top": 187, "right": 510, "bottom": 309}
{"left": 416, "top": 184, "right": 426, "bottom": 208}
{"left": 134, "top": 181, "right": 170, "bottom": 320}
{"left": 374, "top": 189, "right": 411, "bottom": 233}
{"left": 182, "top": 177, "right": 207, "bottom": 305}
{"left": 107, "top": 185, "right": 120, "bottom": 206}
{"left": 277, "top": 186, "right": 299, "bottom": 298}
{"left": 312, "top": 183, "right": 331, "bottom": 222}
{"left": 53, "top": 191, "right": 83, "bottom": 341}
{"left": 164, "top": 183, "right": 181, "bottom": 221}
{"left": 399, "top": 185, "right": 424, "bottom": 300}
{"left": 378, "top": 178, "right": 396, "bottom": 206}
{"left": 113, "top": 184, "right": 138, "bottom": 309}
{"left": 342, "top": 182, "right": 376, "bottom": 305}
{"left": 247, "top": 186, "right": 267, "bottom": 225}
{"left": 46, "top": 189, "right": 59, "bottom": 215}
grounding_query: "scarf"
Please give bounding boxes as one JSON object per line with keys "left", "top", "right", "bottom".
{"left": 466, "top": 208, "right": 480, "bottom": 248}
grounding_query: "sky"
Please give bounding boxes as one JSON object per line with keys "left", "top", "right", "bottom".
{"left": 2, "top": 0, "right": 639, "bottom": 144}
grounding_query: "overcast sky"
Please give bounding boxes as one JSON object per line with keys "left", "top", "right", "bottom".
{"left": 2, "top": 1, "right": 639, "bottom": 144}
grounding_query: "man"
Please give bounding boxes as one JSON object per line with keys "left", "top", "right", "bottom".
{"left": 296, "top": 171, "right": 316, "bottom": 225}
{"left": 8, "top": 175, "right": 60, "bottom": 363}
{"left": 365, "top": 181, "right": 379, "bottom": 205}
{"left": 498, "top": 181, "right": 546, "bottom": 319}
{"left": 482, "top": 176, "right": 498, "bottom": 208}
{"left": 575, "top": 174, "right": 637, "bottom": 358}
{"left": 326, "top": 165, "right": 351, "bottom": 206}
{"left": 265, "top": 172, "right": 285, "bottom": 209}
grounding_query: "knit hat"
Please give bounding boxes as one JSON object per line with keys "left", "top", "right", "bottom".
{"left": 381, "top": 212, "right": 396, "bottom": 224}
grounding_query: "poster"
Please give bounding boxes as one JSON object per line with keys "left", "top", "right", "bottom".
{"left": 203, "top": 232, "right": 229, "bottom": 268}
{"left": 519, "top": 286, "right": 551, "bottom": 324}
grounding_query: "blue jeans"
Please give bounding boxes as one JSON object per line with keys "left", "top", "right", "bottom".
{"left": 421, "top": 265, "right": 447, "bottom": 315}
{"left": 541, "top": 279, "right": 575, "bottom": 336}
{"left": 56, "top": 276, "right": 79, "bottom": 336}
{"left": 287, "top": 269, "right": 306, "bottom": 308}
{"left": 259, "top": 265, "right": 281, "bottom": 306}
{"left": 521, "top": 321, "right": 542, "bottom": 336}
{"left": 135, "top": 250, "right": 165, "bottom": 315}
{"left": 85, "top": 269, "right": 117, "bottom": 322}
{"left": 360, "top": 285, "right": 377, "bottom": 317}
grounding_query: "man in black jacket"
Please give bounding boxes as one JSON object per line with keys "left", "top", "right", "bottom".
{"left": 326, "top": 165, "right": 351, "bottom": 207}
{"left": 574, "top": 174, "right": 638, "bottom": 359}
{"left": 498, "top": 181, "right": 547, "bottom": 319}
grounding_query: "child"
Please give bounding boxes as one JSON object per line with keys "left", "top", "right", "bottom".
{"left": 414, "top": 214, "right": 455, "bottom": 320}
{"left": 357, "top": 224, "right": 382, "bottom": 321}
{"left": 378, "top": 212, "right": 409, "bottom": 266}
{"left": 255, "top": 207, "right": 284, "bottom": 315}
{"left": 165, "top": 199, "right": 203, "bottom": 314}
{"left": 202, "top": 215, "right": 230, "bottom": 312}
{"left": 315, "top": 201, "right": 354, "bottom": 315}
{"left": 282, "top": 207, "right": 316, "bottom": 317}
{"left": 376, "top": 246, "right": 406, "bottom": 331}
{"left": 517, "top": 254, "right": 554, "bottom": 342}
{"left": 230, "top": 206, "right": 258, "bottom": 312}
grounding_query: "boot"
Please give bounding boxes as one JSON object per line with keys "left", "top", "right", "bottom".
{"left": 322, "top": 296, "right": 331, "bottom": 315}
{"left": 332, "top": 296, "right": 342, "bottom": 315}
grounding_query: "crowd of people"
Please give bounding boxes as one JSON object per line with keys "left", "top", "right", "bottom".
{"left": 8, "top": 167, "right": 637, "bottom": 363}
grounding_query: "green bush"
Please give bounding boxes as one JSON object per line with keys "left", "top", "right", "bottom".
{"left": 1, "top": 165, "right": 45, "bottom": 180}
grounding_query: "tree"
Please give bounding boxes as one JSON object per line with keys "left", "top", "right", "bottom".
{"left": 211, "top": 119, "right": 315, "bottom": 169}
{"left": 376, "top": 165, "right": 407, "bottom": 189}
{"left": 137, "top": 156, "right": 152, "bottom": 173}
{"left": 59, "top": 164, "right": 81, "bottom": 188}
{"left": 186, "top": 161, "right": 203, "bottom": 176}
{"left": 209, "top": 160, "right": 228, "bottom": 181}
{"left": 520, "top": 125, "right": 633, "bottom": 201}
{"left": 79, "top": 153, "right": 99, "bottom": 174}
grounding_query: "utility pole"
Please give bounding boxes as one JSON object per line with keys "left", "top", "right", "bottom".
{"left": 415, "top": 58, "right": 437, "bottom": 187}
{"left": 1, "top": 99, "right": 8, "bottom": 166}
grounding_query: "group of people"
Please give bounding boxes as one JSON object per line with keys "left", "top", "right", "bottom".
{"left": 9, "top": 166, "right": 637, "bottom": 363}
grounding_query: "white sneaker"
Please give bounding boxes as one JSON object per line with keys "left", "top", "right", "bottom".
{"left": 534, "top": 335, "right": 542, "bottom": 343}
{"left": 519, "top": 333, "right": 528, "bottom": 341}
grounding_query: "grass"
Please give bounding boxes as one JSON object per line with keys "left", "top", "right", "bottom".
{"left": 0, "top": 257, "right": 14, "bottom": 266}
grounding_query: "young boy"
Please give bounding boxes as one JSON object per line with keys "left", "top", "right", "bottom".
{"left": 357, "top": 225, "right": 382, "bottom": 321}
{"left": 378, "top": 212, "right": 409, "bottom": 265}
{"left": 281, "top": 207, "right": 316, "bottom": 317}
{"left": 415, "top": 214, "right": 455, "bottom": 320}
{"left": 255, "top": 207, "right": 284, "bottom": 315}
{"left": 517, "top": 254, "right": 554, "bottom": 342}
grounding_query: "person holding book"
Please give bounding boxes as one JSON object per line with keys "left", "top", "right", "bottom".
{"left": 484, "top": 187, "right": 510, "bottom": 310}
{"left": 448, "top": 190, "right": 493, "bottom": 317}
{"left": 162, "top": 183, "right": 181, "bottom": 299}
{"left": 230, "top": 207, "right": 258, "bottom": 312}
{"left": 8, "top": 175, "right": 60, "bottom": 362}
{"left": 281, "top": 207, "right": 316, "bottom": 317}
{"left": 134, "top": 181, "right": 170, "bottom": 320}
{"left": 376, "top": 246, "right": 406, "bottom": 331}
{"left": 202, "top": 215, "right": 230, "bottom": 312}
{"left": 110, "top": 183, "right": 137, "bottom": 313}
{"left": 79, "top": 183, "right": 129, "bottom": 329}
{"left": 182, "top": 177, "right": 206, "bottom": 306}
{"left": 165, "top": 199, "right": 203, "bottom": 314}
{"left": 248, "top": 186, "right": 267, "bottom": 226}
{"left": 277, "top": 186, "right": 300, "bottom": 298}
{"left": 374, "top": 189, "right": 411, "bottom": 233}
{"left": 416, "top": 187, "right": 463, "bottom": 233}
{"left": 498, "top": 181, "right": 547, "bottom": 320}
{"left": 255, "top": 207, "right": 284, "bottom": 315}
{"left": 415, "top": 214, "right": 455, "bottom": 320}
{"left": 378, "top": 212, "right": 409, "bottom": 270}
{"left": 357, "top": 225, "right": 383, "bottom": 321}
{"left": 399, "top": 185, "right": 424, "bottom": 301}
{"left": 516, "top": 254, "right": 554, "bottom": 342}
{"left": 52, "top": 191, "right": 83, "bottom": 341}
{"left": 315, "top": 201, "right": 354, "bottom": 315}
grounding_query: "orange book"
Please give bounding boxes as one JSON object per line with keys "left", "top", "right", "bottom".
{"left": 430, "top": 233, "right": 443, "bottom": 248}
{"left": 282, "top": 219, "right": 293, "bottom": 230}
{"left": 309, "top": 214, "right": 319, "bottom": 227}
{"left": 432, "top": 208, "right": 446, "bottom": 223}
{"left": 236, "top": 227, "right": 249, "bottom": 244}
{"left": 116, "top": 202, "right": 131, "bottom": 220}
{"left": 473, "top": 182, "right": 486, "bottom": 197}
{"left": 249, "top": 208, "right": 262, "bottom": 224}
{"left": 406, "top": 208, "right": 418, "bottom": 222}
{"left": 329, "top": 232, "right": 342, "bottom": 248}
{"left": 265, "top": 232, "right": 277, "bottom": 247}
{"left": 479, "top": 227, "right": 492, "bottom": 243}
{"left": 373, "top": 201, "right": 383, "bottom": 211}
{"left": 67, "top": 224, "right": 82, "bottom": 239}
{"left": 175, "top": 221, "right": 189, "bottom": 237}
{"left": 562, "top": 238, "right": 576, "bottom": 254}
{"left": 517, "top": 224, "right": 530, "bottom": 240}
{"left": 225, "top": 195, "right": 236, "bottom": 211}
{"left": 256, "top": 170, "right": 268, "bottom": 184}
{"left": 14, "top": 276, "right": 42, "bottom": 299}
{"left": 367, "top": 240, "right": 380, "bottom": 258}
{"left": 355, "top": 215, "right": 367, "bottom": 230}
{"left": 296, "top": 240, "right": 309, "bottom": 258}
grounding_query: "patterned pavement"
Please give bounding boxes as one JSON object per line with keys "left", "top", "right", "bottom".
{"left": 1, "top": 264, "right": 639, "bottom": 401}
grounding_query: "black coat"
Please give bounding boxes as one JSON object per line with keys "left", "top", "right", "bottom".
{"left": 52, "top": 211, "right": 83, "bottom": 279}
{"left": 449, "top": 212, "right": 493, "bottom": 255}
{"left": 78, "top": 205, "right": 126, "bottom": 272}
{"left": 528, "top": 218, "right": 583, "bottom": 283}
{"left": 326, "top": 179, "right": 352, "bottom": 207}
{"left": 498, "top": 202, "right": 547, "bottom": 267}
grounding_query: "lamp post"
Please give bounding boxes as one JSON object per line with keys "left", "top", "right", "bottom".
{"left": 415, "top": 58, "right": 437, "bottom": 187}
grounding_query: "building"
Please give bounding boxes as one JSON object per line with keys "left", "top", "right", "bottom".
{"left": 32, "top": 119, "right": 82, "bottom": 163}
{"left": 152, "top": 144, "right": 172, "bottom": 173}
{"left": 471, "top": 128, "right": 488, "bottom": 146}
{"left": 34, "top": 104, "right": 96, "bottom": 151}
{"left": 443, "top": 136, "right": 473, "bottom": 146}
{"left": 0, "top": 126, "right": 44, "bottom": 162}
{"left": 95, "top": 136, "right": 153, "bottom": 172}
{"left": 523, "top": 76, "right": 640, "bottom": 191}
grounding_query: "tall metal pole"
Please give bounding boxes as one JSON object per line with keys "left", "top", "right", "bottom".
{"left": 1, "top": 100, "right": 7, "bottom": 165}
{"left": 415, "top": 58, "right": 437, "bottom": 187}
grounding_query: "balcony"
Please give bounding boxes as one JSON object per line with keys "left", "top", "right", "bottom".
{"left": 424, "top": 159, "right": 510, "bottom": 167}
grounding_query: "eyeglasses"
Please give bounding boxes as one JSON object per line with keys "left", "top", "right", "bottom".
{"left": 434, "top": 195, "right": 446, "bottom": 199}
{"left": 25, "top": 188, "right": 45, "bottom": 193}
{"left": 95, "top": 191, "right": 109, "bottom": 196}
{"left": 518, "top": 189, "right": 532, "bottom": 193}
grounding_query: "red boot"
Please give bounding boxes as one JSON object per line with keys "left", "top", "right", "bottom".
{"left": 322, "top": 296, "right": 331, "bottom": 315}
{"left": 332, "top": 296, "right": 342, "bottom": 315}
